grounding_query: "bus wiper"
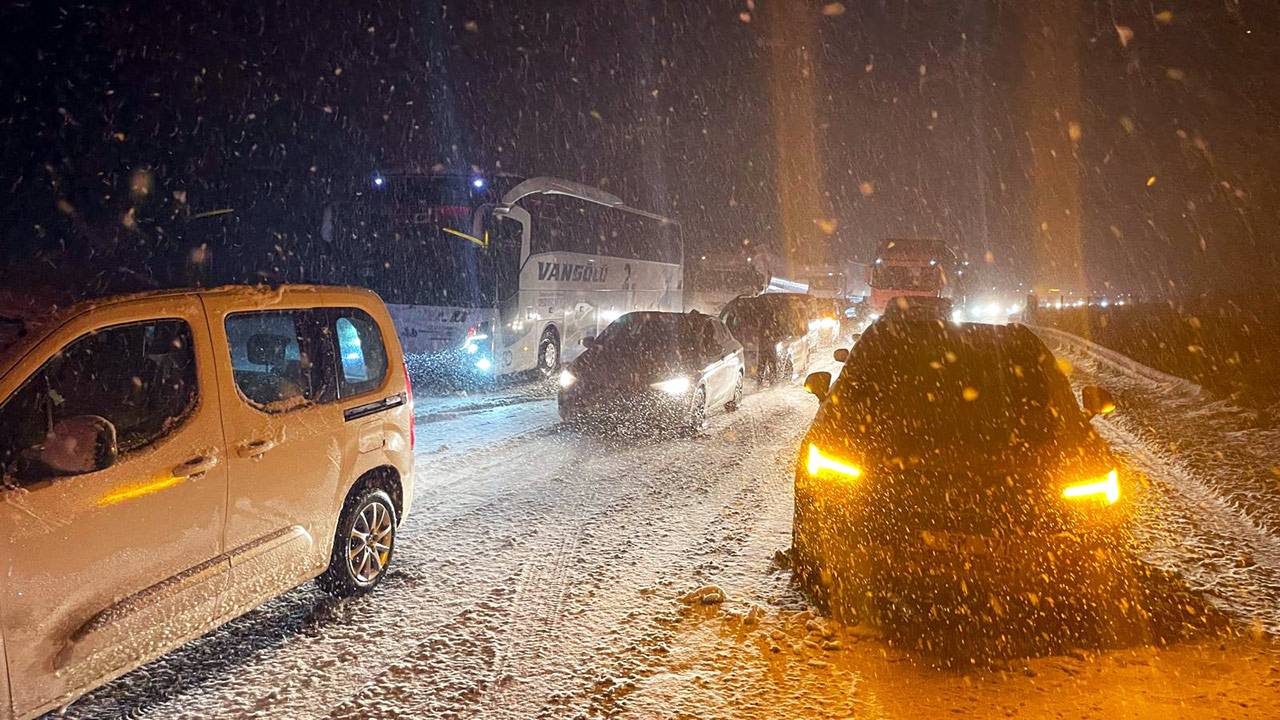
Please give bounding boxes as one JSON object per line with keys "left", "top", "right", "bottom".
{"left": 442, "top": 227, "right": 489, "bottom": 248}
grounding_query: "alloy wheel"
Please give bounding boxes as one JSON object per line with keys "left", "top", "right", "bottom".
{"left": 347, "top": 500, "right": 394, "bottom": 585}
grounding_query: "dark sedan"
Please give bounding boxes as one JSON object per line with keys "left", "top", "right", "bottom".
{"left": 558, "top": 311, "right": 745, "bottom": 431}
{"left": 793, "top": 320, "right": 1131, "bottom": 636}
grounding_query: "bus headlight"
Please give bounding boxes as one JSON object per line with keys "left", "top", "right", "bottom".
{"left": 652, "top": 377, "right": 691, "bottom": 395}
{"left": 1062, "top": 469, "right": 1120, "bottom": 505}
{"left": 559, "top": 370, "right": 576, "bottom": 388}
{"left": 475, "top": 357, "right": 493, "bottom": 372}
{"left": 462, "top": 332, "right": 489, "bottom": 354}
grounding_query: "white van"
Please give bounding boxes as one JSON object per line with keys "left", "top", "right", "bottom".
{"left": 0, "top": 284, "right": 415, "bottom": 719}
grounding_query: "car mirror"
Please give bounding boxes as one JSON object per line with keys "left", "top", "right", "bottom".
{"left": 582, "top": 336, "right": 595, "bottom": 349}
{"left": 833, "top": 348, "right": 850, "bottom": 363}
{"left": 804, "top": 371, "right": 832, "bottom": 400}
{"left": 36, "top": 415, "right": 118, "bottom": 476}
{"left": 1081, "top": 385, "right": 1117, "bottom": 419}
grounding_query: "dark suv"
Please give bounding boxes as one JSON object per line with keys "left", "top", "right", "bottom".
{"left": 793, "top": 320, "right": 1128, "bottom": 630}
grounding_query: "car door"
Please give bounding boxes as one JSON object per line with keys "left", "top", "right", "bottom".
{"left": 201, "top": 294, "right": 344, "bottom": 616}
{"left": 691, "top": 319, "right": 728, "bottom": 405}
{"left": 710, "top": 319, "right": 743, "bottom": 403}
{"left": 0, "top": 299, "right": 229, "bottom": 716}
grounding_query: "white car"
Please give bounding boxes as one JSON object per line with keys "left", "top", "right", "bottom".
{"left": 0, "top": 284, "right": 415, "bottom": 719}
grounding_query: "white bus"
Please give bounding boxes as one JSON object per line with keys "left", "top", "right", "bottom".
{"left": 321, "top": 173, "right": 683, "bottom": 380}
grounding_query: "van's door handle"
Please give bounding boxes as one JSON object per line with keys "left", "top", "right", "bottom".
{"left": 174, "top": 455, "right": 219, "bottom": 478}
{"left": 237, "top": 439, "right": 277, "bottom": 458}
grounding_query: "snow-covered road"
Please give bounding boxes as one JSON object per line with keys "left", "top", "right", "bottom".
{"left": 62, "top": 375, "right": 820, "bottom": 719}
{"left": 61, "top": 340, "right": 1280, "bottom": 719}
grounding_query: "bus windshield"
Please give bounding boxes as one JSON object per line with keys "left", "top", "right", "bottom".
{"left": 871, "top": 264, "right": 944, "bottom": 293}
{"left": 323, "top": 175, "right": 516, "bottom": 307}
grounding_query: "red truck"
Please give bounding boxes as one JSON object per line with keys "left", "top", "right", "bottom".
{"left": 866, "top": 238, "right": 956, "bottom": 317}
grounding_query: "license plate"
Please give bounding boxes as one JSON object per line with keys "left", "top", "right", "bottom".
{"left": 918, "top": 530, "right": 994, "bottom": 556}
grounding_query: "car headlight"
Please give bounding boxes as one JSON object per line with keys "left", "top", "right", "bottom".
{"left": 1062, "top": 469, "right": 1120, "bottom": 505}
{"left": 474, "top": 357, "right": 492, "bottom": 372}
{"left": 558, "top": 369, "right": 576, "bottom": 388}
{"left": 652, "top": 377, "right": 691, "bottom": 395}
{"left": 806, "top": 443, "right": 862, "bottom": 482}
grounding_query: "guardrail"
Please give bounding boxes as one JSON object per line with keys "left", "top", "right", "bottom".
{"left": 1031, "top": 325, "right": 1204, "bottom": 392}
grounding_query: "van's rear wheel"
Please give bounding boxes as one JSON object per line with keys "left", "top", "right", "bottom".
{"left": 537, "top": 327, "right": 561, "bottom": 377}
{"left": 319, "top": 488, "right": 397, "bottom": 596}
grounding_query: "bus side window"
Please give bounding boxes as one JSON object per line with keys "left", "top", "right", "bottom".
{"left": 525, "top": 196, "right": 558, "bottom": 256}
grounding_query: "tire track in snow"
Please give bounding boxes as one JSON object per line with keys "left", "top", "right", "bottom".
{"left": 473, "top": 503, "right": 583, "bottom": 715}
{"left": 57, "top": 375, "right": 820, "bottom": 720}
{"left": 310, "top": 386, "right": 816, "bottom": 719}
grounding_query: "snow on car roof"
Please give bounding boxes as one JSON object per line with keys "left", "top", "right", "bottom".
{"left": 0, "top": 283, "right": 372, "bottom": 370}
{"left": 0, "top": 285, "right": 72, "bottom": 361}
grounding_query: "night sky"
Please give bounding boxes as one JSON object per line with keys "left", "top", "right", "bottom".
{"left": 2, "top": 0, "right": 1277, "bottom": 298}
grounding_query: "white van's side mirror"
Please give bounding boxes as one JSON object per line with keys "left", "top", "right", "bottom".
{"left": 36, "top": 415, "right": 118, "bottom": 476}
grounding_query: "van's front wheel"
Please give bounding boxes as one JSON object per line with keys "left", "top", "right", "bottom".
{"left": 319, "top": 488, "right": 398, "bottom": 597}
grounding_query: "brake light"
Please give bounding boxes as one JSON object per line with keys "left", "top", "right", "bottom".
{"left": 403, "top": 363, "right": 415, "bottom": 452}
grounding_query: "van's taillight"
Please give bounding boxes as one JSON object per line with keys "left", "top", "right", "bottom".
{"left": 403, "top": 364, "right": 415, "bottom": 451}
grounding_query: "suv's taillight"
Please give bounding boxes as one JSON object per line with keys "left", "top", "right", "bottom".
{"left": 403, "top": 364, "right": 415, "bottom": 451}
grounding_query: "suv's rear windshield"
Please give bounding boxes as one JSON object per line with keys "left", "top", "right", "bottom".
{"left": 831, "top": 323, "right": 1084, "bottom": 451}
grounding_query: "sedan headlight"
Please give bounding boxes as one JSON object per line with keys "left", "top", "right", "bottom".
{"left": 806, "top": 443, "right": 862, "bottom": 482}
{"left": 558, "top": 369, "right": 576, "bottom": 388}
{"left": 651, "top": 377, "right": 691, "bottom": 395}
{"left": 1062, "top": 469, "right": 1120, "bottom": 505}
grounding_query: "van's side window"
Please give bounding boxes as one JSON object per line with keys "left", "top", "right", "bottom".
{"left": 329, "top": 309, "right": 388, "bottom": 397}
{"left": 0, "top": 320, "right": 197, "bottom": 484}
{"left": 225, "top": 311, "right": 333, "bottom": 412}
